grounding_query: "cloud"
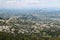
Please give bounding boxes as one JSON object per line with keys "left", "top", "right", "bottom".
{"left": 0, "top": 0, "right": 60, "bottom": 8}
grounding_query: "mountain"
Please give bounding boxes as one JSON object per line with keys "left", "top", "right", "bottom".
{"left": 0, "top": 8, "right": 60, "bottom": 20}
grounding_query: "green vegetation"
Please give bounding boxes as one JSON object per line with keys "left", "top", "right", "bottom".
{"left": 0, "top": 17, "right": 60, "bottom": 40}
{"left": 0, "top": 32, "right": 60, "bottom": 40}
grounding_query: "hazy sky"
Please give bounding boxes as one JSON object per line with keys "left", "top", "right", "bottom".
{"left": 0, "top": 0, "right": 60, "bottom": 8}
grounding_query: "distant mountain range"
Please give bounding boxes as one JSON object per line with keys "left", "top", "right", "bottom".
{"left": 0, "top": 8, "right": 60, "bottom": 20}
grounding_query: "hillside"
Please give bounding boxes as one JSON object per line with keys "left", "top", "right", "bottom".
{"left": 0, "top": 16, "right": 60, "bottom": 40}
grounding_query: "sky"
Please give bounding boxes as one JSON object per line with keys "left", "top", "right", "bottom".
{"left": 0, "top": 0, "right": 60, "bottom": 9}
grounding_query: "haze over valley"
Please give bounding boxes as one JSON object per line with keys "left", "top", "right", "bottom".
{"left": 0, "top": 8, "right": 60, "bottom": 21}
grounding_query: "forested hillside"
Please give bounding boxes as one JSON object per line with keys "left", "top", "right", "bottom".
{"left": 0, "top": 16, "right": 60, "bottom": 40}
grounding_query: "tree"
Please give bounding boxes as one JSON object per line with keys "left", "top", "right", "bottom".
{"left": 43, "top": 26, "right": 60, "bottom": 37}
